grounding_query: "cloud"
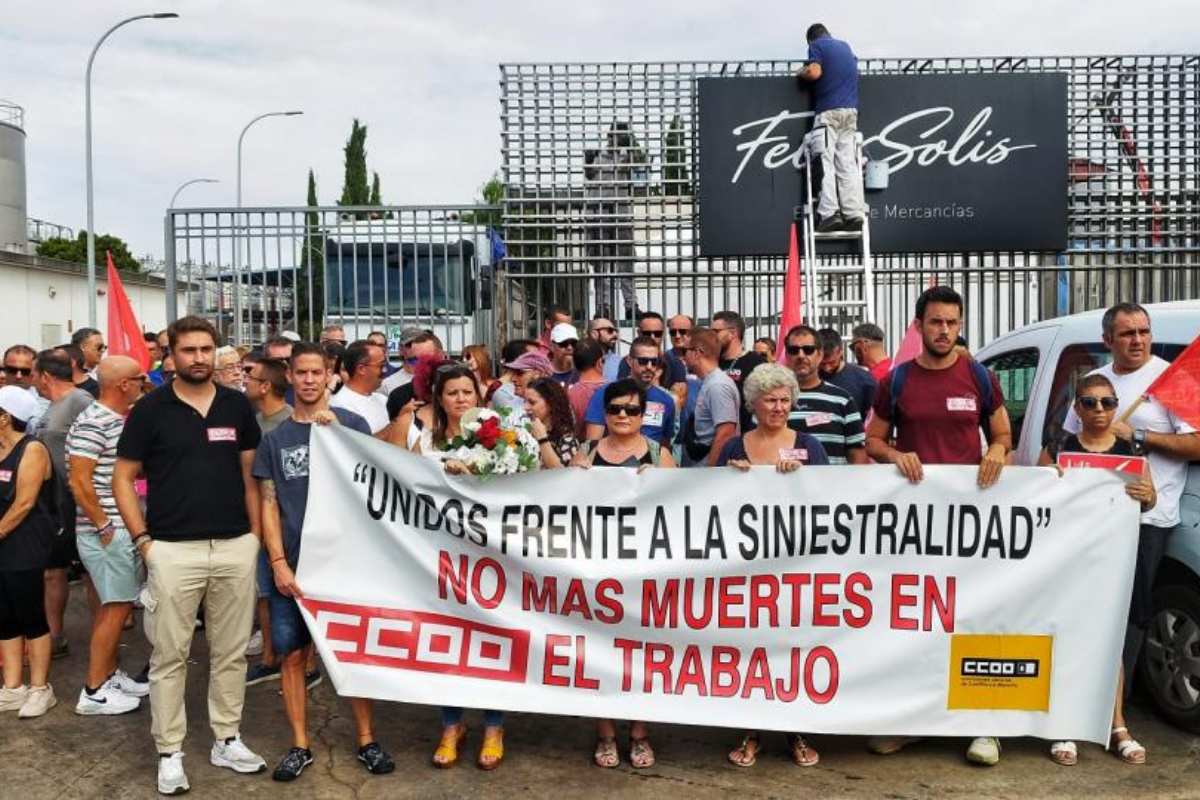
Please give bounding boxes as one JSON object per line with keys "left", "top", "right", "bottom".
{"left": 4, "top": 0, "right": 1197, "bottom": 260}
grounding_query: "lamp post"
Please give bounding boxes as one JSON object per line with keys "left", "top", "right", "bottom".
{"left": 232, "top": 110, "right": 302, "bottom": 345}
{"left": 169, "top": 177, "right": 219, "bottom": 209}
{"left": 85, "top": 12, "right": 179, "bottom": 328}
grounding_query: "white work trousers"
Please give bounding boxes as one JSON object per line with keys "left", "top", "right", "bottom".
{"left": 814, "top": 108, "right": 865, "bottom": 221}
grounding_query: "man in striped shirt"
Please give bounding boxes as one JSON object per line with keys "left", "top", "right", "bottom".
{"left": 66, "top": 355, "right": 150, "bottom": 715}
{"left": 782, "top": 325, "right": 868, "bottom": 464}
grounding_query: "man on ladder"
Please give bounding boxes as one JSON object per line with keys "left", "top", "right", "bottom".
{"left": 798, "top": 23, "right": 866, "bottom": 233}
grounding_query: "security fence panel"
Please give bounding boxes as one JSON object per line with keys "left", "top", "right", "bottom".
{"left": 165, "top": 206, "right": 499, "bottom": 354}
{"left": 499, "top": 56, "right": 1199, "bottom": 350}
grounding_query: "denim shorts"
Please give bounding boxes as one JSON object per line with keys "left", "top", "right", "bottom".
{"left": 256, "top": 549, "right": 272, "bottom": 599}
{"left": 76, "top": 528, "right": 142, "bottom": 603}
{"left": 268, "top": 583, "right": 311, "bottom": 656}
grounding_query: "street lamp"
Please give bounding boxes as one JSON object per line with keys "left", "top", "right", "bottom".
{"left": 169, "top": 177, "right": 219, "bottom": 209}
{"left": 85, "top": 12, "right": 179, "bottom": 328}
{"left": 232, "top": 110, "right": 302, "bottom": 345}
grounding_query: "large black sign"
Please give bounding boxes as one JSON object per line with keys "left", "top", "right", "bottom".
{"left": 698, "top": 73, "right": 1067, "bottom": 255}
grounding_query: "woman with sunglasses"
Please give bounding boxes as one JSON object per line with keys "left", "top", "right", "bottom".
{"left": 1038, "top": 373, "right": 1156, "bottom": 767}
{"left": 413, "top": 363, "right": 508, "bottom": 769}
{"left": 722, "top": 363, "right": 828, "bottom": 769}
{"left": 524, "top": 378, "right": 579, "bottom": 468}
{"left": 572, "top": 378, "right": 674, "bottom": 768}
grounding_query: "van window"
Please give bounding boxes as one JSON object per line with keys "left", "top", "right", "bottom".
{"left": 982, "top": 348, "right": 1040, "bottom": 447}
{"left": 1042, "top": 343, "right": 1186, "bottom": 448}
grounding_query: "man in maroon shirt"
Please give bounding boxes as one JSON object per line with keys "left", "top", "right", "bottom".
{"left": 864, "top": 285, "right": 1012, "bottom": 766}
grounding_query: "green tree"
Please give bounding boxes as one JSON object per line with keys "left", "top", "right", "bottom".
{"left": 338, "top": 118, "right": 371, "bottom": 218}
{"left": 662, "top": 114, "right": 691, "bottom": 196}
{"left": 369, "top": 171, "right": 382, "bottom": 205}
{"left": 297, "top": 169, "right": 326, "bottom": 340}
{"left": 460, "top": 171, "right": 504, "bottom": 228}
{"left": 36, "top": 232, "right": 140, "bottom": 272}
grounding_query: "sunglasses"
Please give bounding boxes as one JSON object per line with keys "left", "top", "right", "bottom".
{"left": 555, "top": 340, "right": 578, "bottom": 348}
{"left": 786, "top": 344, "right": 820, "bottom": 356}
{"left": 2, "top": 366, "right": 31, "bottom": 377}
{"left": 631, "top": 356, "right": 660, "bottom": 367}
{"left": 1077, "top": 395, "right": 1119, "bottom": 411}
{"left": 605, "top": 403, "right": 644, "bottom": 417}
{"left": 668, "top": 328, "right": 691, "bottom": 337}
{"left": 594, "top": 326, "right": 616, "bottom": 334}
{"left": 637, "top": 329, "right": 664, "bottom": 339}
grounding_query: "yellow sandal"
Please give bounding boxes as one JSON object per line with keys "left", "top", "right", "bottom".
{"left": 432, "top": 724, "right": 467, "bottom": 768}
{"left": 478, "top": 727, "right": 505, "bottom": 770}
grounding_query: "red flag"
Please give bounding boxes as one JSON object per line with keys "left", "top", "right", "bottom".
{"left": 1143, "top": 334, "right": 1200, "bottom": 429}
{"left": 776, "top": 223, "right": 804, "bottom": 363}
{"left": 105, "top": 251, "right": 151, "bottom": 371}
{"left": 892, "top": 319, "right": 923, "bottom": 369}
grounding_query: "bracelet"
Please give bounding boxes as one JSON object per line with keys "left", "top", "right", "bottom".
{"left": 537, "top": 437, "right": 550, "bottom": 445}
{"left": 96, "top": 520, "right": 115, "bottom": 535}
{"left": 270, "top": 555, "right": 287, "bottom": 565}
{"left": 132, "top": 533, "right": 152, "bottom": 548}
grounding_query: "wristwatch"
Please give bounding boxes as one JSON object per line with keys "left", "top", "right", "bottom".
{"left": 1132, "top": 429, "right": 1147, "bottom": 454}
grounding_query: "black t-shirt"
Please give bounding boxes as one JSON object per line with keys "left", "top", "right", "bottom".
{"left": 76, "top": 377, "right": 100, "bottom": 398}
{"left": 822, "top": 364, "right": 877, "bottom": 422}
{"left": 117, "top": 382, "right": 261, "bottom": 541}
{"left": 720, "top": 350, "right": 768, "bottom": 432}
{"left": 1049, "top": 432, "right": 1134, "bottom": 460}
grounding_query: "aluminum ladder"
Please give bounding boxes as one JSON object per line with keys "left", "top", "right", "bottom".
{"left": 796, "top": 133, "right": 875, "bottom": 339}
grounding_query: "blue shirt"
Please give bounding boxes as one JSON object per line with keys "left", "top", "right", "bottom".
{"left": 807, "top": 35, "right": 858, "bottom": 113}
{"left": 585, "top": 383, "right": 676, "bottom": 446}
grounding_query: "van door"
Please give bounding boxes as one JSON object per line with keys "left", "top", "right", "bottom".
{"left": 980, "top": 327, "right": 1059, "bottom": 465}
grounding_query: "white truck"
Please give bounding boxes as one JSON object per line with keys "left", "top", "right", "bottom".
{"left": 976, "top": 299, "right": 1200, "bottom": 731}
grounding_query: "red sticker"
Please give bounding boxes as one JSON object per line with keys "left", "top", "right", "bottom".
{"left": 207, "top": 427, "right": 237, "bottom": 443}
{"left": 1057, "top": 452, "right": 1146, "bottom": 477}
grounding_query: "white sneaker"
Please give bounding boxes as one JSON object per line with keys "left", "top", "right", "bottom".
{"left": 75, "top": 679, "right": 141, "bottom": 715}
{"left": 210, "top": 734, "right": 267, "bottom": 774}
{"left": 157, "top": 752, "right": 189, "bottom": 795}
{"left": 0, "top": 684, "right": 29, "bottom": 712}
{"left": 244, "top": 630, "right": 264, "bottom": 657}
{"left": 111, "top": 668, "right": 150, "bottom": 698}
{"left": 17, "top": 684, "right": 57, "bottom": 718}
{"left": 966, "top": 736, "right": 1001, "bottom": 766}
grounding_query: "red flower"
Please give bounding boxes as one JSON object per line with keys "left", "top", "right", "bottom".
{"left": 476, "top": 416, "right": 501, "bottom": 449}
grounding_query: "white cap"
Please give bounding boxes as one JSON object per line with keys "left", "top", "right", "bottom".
{"left": 280, "top": 330, "right": 302, "bottom": 342}
{"left": 550, "top": 322, "right": 579, "bottom": 344}
{"left": 0, "top": 385, "right": 38, "bottom": 424}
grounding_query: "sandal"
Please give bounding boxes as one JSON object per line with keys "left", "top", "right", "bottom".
{"left": 431, "top": 724, "right": 466, "bottom": 768}
{"left": 629, "top": 736, "right": 655, "bottom": 769}
{"left": 1049, "top": 740, "right": 1077, "bottom": 766}
{"left": 787, "top": 733, "right": 820, "bottom": 767}
{"left": 1111, "top": 727, "right": 1146, "bottom": 765}
{"left": 478, "top": 726, "right": 504, "bottom": 770}
{"left": 728, "top": 734, "right": 761, "bottom": 768}
{"left": 594, "top": 737, "right": 619, "bottom": 768}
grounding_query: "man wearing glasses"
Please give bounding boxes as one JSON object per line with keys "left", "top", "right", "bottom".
{"left": 379, "top": 329, "right": 439, "bottom": 396}
{"left": 584, "top": 336, "right": 676, "bottom": 447}
{"left": 711, "top": 311, "right": 768, "bottom": 432}
{"left": 548, "top": 323, "right": 581, "bottom": 387}
{"left": 783, "top": 325, "right": 868, "bottom": 464}
{"left": 330, "top": 341, "right": 391, "bottom": 434}
{"left": 3, "top": 345, "right": 48, "bottom": 432}
{"left": 246, "top": 359, "right": 292, "bottom": 435}
{"left": 617, "top": 312, "right": 688, "bottom": 401}
{"left": 588, "top": 317, "right": 621, "bottom": 380}
{"left": 71, "top": 328, "right": 106, "bottom": 374}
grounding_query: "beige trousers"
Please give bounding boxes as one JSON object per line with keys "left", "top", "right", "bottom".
{"left": 145, "top": 534, "right": 259, "bottom": 753}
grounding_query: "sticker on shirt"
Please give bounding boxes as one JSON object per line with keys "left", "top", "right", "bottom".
{"left": 281, "top": 444, "right": 310, "bottom": 481}
{"left": 643, "top": 401, "right": 666, "bottom": 428}
{"left": 804, "top": 411, "right": 834, "bottom": 427}
{"left": 778, "top": 448, "right": 809, "bottom": 461}
{"left": 0, "top": 469, "right": 11, "bottom": 483}
{"left": 206, "top": 427, "right": 237, "bottom": 443}
{"left": 947, "top": 397, "right": 978, "bottom": 412}
{"left": 726, "top": 369, "right": 743, "bottom": 382}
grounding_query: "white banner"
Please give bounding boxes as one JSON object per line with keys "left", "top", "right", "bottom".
{"left": 298, "top": 426, "right": 1139, "bottom": 744}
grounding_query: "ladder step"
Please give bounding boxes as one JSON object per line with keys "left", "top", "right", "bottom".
{"left": 812, "top": 265, "right": 870, "bottom": 275}
{"left": 814, "top": 230, "right": 864, "bottom": 240}
{"left": 820, "top": 300, "right": 869, "bottom": 308}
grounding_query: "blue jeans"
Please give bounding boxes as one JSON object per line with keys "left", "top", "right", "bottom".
{"left": 442, "top": 707, "right": 504, "bottom": 728}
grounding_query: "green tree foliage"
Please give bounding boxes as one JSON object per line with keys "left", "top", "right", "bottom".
{"left": 297, "top": 169, "right": 326, "bottom": 340}
{"left": 662, "top": 114, "right": 691, "bottom": 196}
{"left": 459, "top": 172, "right": 504, "bottom": 228}
{"left": 369, "top": 171, "right": 382, "bottom": 205}
{"left": 36, "top": 232, "right": 140, "bottom": 272}
{"left": 338, "top": 118, "right": 371, "bottom": 218}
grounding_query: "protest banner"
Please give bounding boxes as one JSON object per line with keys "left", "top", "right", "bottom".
{"left": 297, "top": 426, "right": 1139, "bottom": 744}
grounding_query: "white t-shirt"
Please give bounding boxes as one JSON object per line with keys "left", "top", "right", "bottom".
{"left": 330, "top": 386, "right": 390, "bottom": 434}
{"left": 1064, "top": 355, "right": 1196, "bottom": 528}
{"left": 378, "top": 369, "right": 414, "bottom": 397}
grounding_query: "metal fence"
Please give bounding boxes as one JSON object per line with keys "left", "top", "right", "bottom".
{"left": 164, "top": 206, "right": 499, "bottom": 352}
{"left": 498, "top": 55, "right": 1200, "bottom": 348}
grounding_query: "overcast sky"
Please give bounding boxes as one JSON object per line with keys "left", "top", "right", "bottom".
{"left": 4, "top": 0, "right": 1197, "bottom": 259}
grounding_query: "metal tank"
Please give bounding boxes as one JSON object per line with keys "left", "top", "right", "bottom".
{"left": 0, "top": 100, "right": 28, "bottom": 254}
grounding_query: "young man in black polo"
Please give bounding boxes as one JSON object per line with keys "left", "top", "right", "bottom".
{"left": 256, "top": 342, "right": 395, "bottom": 781}
{"left": 711, "top": 310, "right": 767, "bottom": 432}
{"left": 113, "top": 316, "right": 266, "bottom": 795}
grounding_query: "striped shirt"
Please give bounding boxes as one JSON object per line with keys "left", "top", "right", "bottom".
{"left": 65, "top": 401, "right": 125, "bottom": 534}
{"left": 787, "top": 381, "right": 865, "bottom": 464}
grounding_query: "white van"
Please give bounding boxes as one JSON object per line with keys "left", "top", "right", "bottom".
{"left": 976, "top": 300, "right": 1200, "bottom": 731}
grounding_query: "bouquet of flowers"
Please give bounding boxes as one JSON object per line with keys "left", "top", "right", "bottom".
{"left": 439, "top": 407, "right": 541, "bottom": 476}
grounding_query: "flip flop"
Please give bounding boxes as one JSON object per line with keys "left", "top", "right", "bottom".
{"left": 788, "top": 734, "right": 820, "bottom": 767}
{"left": 1049, "top": 740, "right": 1077, "bottom": 766}
{"left": 728, "top": 735, "right": 760, "bottom": 768}
{"left": 594, "top": 737, "right": 619, "bottom": 768}
{"left": 1111, "top": 727, "right": 1146, "bottom": 765}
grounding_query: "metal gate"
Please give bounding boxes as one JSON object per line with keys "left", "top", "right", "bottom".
{"left": 498, "top": 55, "right": 1199, "bottom": 348}
{"left": 164, "top": 205, "right": 501, "bottom": 353}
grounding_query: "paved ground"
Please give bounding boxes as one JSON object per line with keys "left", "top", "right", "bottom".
{"left": 4, "top": 591, "right": 1200, "bottom": 799}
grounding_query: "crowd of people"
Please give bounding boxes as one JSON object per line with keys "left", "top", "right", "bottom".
{"left": 0, "top": 287, "right": 1194, "bottom": 794}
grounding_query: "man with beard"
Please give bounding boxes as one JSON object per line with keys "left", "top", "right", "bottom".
{"left": 114, "top": 316, "right": 266, "bottom": 794}
{"left": 864, "top": 285, "right": 1011, "bottom": 767}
